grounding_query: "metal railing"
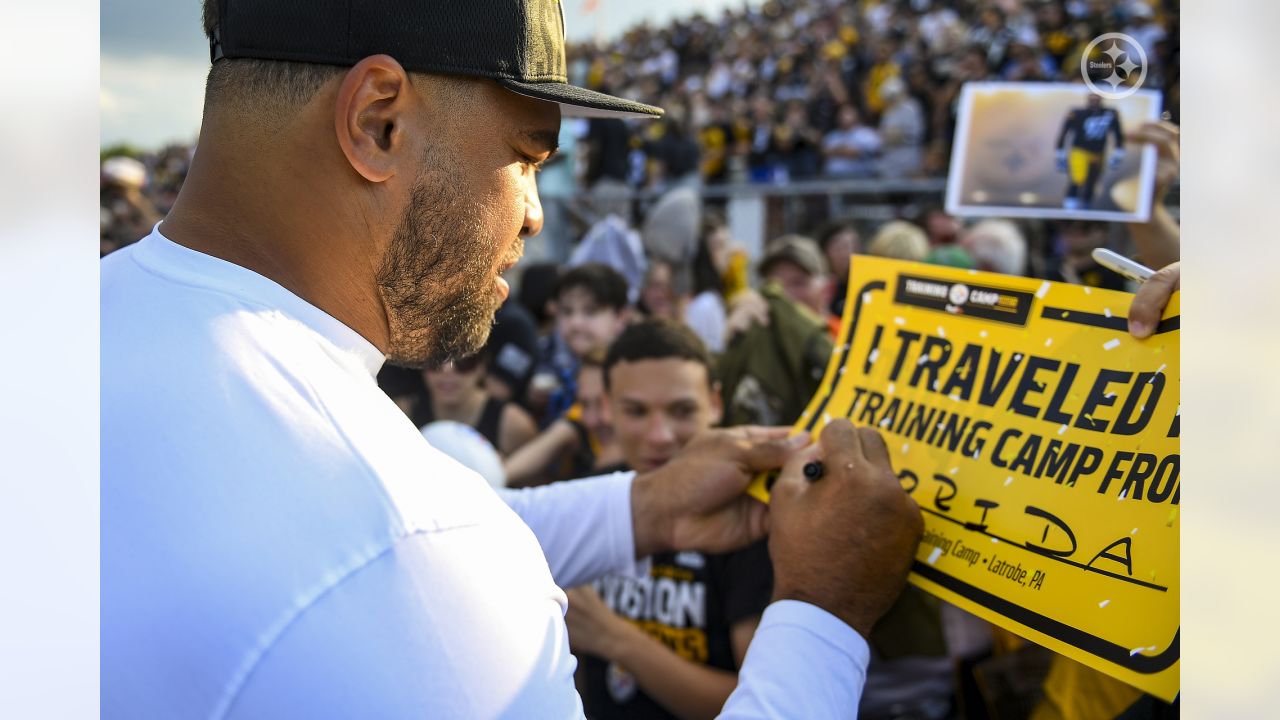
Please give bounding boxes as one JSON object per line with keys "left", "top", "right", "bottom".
{"left": 523, "top": 176, "right": 1178, "bottom": 270}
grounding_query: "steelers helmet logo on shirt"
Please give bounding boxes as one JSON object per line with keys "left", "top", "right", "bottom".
{"left": 606, "top": 662, "right": 638, "bottom": 703}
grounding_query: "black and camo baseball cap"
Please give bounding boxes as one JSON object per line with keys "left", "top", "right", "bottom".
{"left": 209, "top": 0, "right": 663, "bottom": 119}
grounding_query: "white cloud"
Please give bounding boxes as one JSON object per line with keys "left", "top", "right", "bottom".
{"left": 100, "top": 54, "right": 209, "bottom": 149}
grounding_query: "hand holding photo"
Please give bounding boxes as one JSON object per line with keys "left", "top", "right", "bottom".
{"left": 945, "top": 82, "right": 1162, "bottom": 222}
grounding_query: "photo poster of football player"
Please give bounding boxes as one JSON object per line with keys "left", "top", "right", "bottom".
{"left": 945, "top": 82, "right": 1162, "bottom": 222}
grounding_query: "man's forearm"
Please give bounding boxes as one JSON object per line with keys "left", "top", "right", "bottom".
{"left": 629, "top": 471, "right": 674, "bottom": 559}
{"left": 503, "top": 419, "right": 576, "bottom": 487}
{"left": 1128, "top": 203, "right": 1180, "bottom": 270}
{"left": 604, "top": 623, "right": 739, "bottom": 720}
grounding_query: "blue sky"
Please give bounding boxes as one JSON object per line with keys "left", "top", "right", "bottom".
{"left": 101, "top": 0, "right": 750, "bottom": 148}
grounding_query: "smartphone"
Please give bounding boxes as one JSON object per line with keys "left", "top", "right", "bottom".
{"left": 1092, "top": 248, "right": 1155, "bottom": 284}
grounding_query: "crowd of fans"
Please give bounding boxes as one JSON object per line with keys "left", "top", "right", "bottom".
{"left": 567, "top": 0, "right": 1179, "bottom": 189}
{"left": 101, "top": 2, "right": 1181, "bottom": 717}
{"left": 364, "top": 155, "right": 1177, "bottom": 717}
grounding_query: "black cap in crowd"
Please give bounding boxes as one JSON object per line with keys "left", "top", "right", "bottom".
{"left": 210, "top": 0, "right": 663, "bottom": 119}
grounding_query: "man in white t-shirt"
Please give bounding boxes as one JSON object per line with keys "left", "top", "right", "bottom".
{"left": 101, "top": 1, "right": 923, "bottom": 718}
{"left": 822, "top": 104, "right": 884, "bottom": 178}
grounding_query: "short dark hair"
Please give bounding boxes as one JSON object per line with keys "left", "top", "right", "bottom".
{"left": 816, "top": 220, "right": 860, "bottom": 254}
{"left": 554, "top": 263, "right": 630, "bottom": 312}
{"left": 692, "top": 210, "right": 726, "bottom": 297}
{"left": 200, "top": 1, "right": 473, "bottom": 132}
{"left": 516, "top": 262, "right": 561, "bottom": 326}
{"left": 603, "top": 319, "right": 714, "bottom": 390}
{"left": 201, "top": 0, "right": 345, "bottom": 122}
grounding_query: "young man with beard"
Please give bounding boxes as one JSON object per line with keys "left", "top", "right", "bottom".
{"left": 566, "top": 320, "right": 772, "bottom": 720}
{"left": 101, "top": 1, "right": 924, "bottom": 717}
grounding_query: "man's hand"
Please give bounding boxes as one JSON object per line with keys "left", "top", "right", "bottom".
{"left": 1126, "top": 121, "right": 1180, "bottom": 202}
{"left": 725, "top": 287, "right": 770, "bottom": 339}
{"left": 564, "top": 586, "right": 628, "bottom": 659}
{"left": 630, "top": 427, "right": 811, "bottom": 558}
{"left": 1128, "top": 261, "right": 1180, "bottom": 339}
{"left": 1123, "top": 122, "right": 1180, "bottom": 269}
{"left": 768, "top": 419, "right": 923, "bottom": 637}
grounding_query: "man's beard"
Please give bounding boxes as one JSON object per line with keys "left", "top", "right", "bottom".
{"left": 377, "top": 150, "right": 512, "bottom": 369}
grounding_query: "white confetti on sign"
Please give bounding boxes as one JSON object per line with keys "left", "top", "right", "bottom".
{"left": 1104, "top": 308, "right": 1113, "bottom": 318}
{"left": 1099, "top": 600, "right": 1110, "bottom": 608}
{"left": 1045, "top": 337, "right": 1054, "bottom": 348}
{"left": 902, "top": 443, "right": 910, "bottom": 454}
{"left": 937, "top": 326, "right": 946, "bottom": 338}
{"left": 1103, "top": 338, "right": 1121, "bottom": 350}
{"left": 949, "top": 467, "right": 958, "bottom": 475}
{"left": 979, "top": 330, "right": 988, "bottom": 338}
{"left": 887, "top": 383, "right": 896, "bottom": 395}
{"left": 863, "top": 292, "right": 872, "bottom": 305}
{"left": 1058, "top": 424, "right": 1068, "bottom": 436}
{"left": 927, "top": 546, "right": 943, "bottom": 565}
{"left": 1035, "top": 281, "right": 1050, "bottom": 299}
{"left": 1083, "top": 287, "right": 1092, "bottom": 295}
{"left": 894, "top": 316, "right": 906, "bottom": 326}
{"left": 868, "top": 349, "right": 879, "bottom": 364}
{"left": 1004, "top": 476, "right": 1013, "bottom": 486}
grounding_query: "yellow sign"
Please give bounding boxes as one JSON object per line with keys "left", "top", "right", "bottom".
{"left": 748, "top": 256, "right": 1179, "bottom": 702}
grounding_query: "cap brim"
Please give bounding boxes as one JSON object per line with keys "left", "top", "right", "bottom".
{"left": 497, "top": 79, "right": 663, "bottom": 119}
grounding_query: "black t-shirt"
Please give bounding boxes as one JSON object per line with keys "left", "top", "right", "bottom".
{"left": 580, "top": 538, "right": 773, "bottom": 719}
{"left": 413, "top": 394, "right": 507, "bottom": 450}
{"left": 1058, "top": 107, "right": 1123, "bottom": 154}
{"left": 587, "top": 118, "right": 633, "bottom": 185}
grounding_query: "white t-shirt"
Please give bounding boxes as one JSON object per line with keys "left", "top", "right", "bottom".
{"left": 823, "top": 126, "right": 883, "bottom": 177}
{"left": 101, "top": 228, "right": 868, "bottom": 718}
{"left": 685, "top": 290, "right": 727, "bottom": 354}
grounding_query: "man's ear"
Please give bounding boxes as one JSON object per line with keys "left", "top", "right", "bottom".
{"left": 709, "top": 380, "right": 724, "bottom": 426}
{"left": 333, "top": 54, "right": 413, "bottom": 183}
{"left": 615, "top": 306, "right": 633, "bottom": 332}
